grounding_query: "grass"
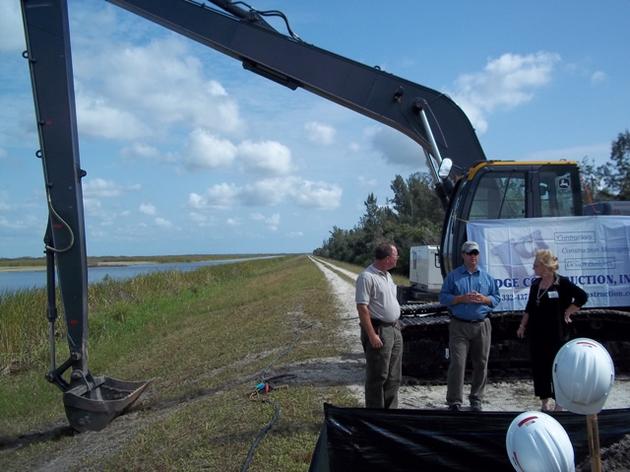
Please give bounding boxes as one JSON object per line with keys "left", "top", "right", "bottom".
{"left": 0, "top": 255, "right": 359, "bottom": 471}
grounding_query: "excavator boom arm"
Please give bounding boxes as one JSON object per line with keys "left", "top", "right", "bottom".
{"left": 110, "top": 0, "right": 486, "bottom": 193}
{"left": 20, "top": 0, "right": 487, "bottom": 430}
{"left": 21, "top": 0, "right": 89, "bottom": 377}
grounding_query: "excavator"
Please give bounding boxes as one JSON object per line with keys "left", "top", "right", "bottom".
{"left": 20, "top": 0, "right": 630, "bottom": 430}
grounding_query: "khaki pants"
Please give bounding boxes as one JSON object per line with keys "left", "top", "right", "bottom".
{"left": 361, "top": 324, "right": 403, "bottom": 409}
{"left": 446, "top": 317, "right": 491, "bottom": 407}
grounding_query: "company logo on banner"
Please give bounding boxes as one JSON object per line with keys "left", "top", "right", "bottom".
{"left": 467, "top": 216, "right": 630, "bottom": 311}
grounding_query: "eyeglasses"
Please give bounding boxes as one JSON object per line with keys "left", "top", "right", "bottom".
{"left": 465, "top": 250, "right": 479, "bottom": 256}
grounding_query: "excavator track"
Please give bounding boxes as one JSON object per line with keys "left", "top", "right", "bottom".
{"left": 400, "top": 303, "right": 630, "bottom": 380}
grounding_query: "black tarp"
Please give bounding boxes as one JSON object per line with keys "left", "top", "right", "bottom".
{"left": 309, "top": 404, "right": 630, "bottom": 471}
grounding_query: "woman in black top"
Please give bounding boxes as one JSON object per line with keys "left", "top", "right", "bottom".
{"left": 516, "top": 249, "right": 588, "bottom": 411}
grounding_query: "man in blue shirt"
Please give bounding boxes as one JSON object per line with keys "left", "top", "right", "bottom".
{"left": 440, "top": 240, "right": 500, "bottom": 412}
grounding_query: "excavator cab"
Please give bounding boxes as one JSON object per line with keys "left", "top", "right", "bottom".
{"left": 440, "top": 161, "right": 583, "bottom": 275}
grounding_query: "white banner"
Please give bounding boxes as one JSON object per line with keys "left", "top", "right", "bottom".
{"left": 467, "top": 216, "right": 630, "bottom": 311}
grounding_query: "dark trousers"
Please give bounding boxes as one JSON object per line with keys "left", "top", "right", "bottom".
{"left": 530, "top": 337, "right": 563, "bottom": 399}
{"left": 361, "top": 324, "right": 403, "bottom": 408}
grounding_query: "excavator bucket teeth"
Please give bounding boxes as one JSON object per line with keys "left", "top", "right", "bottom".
{"left": 63, "top": 376, "right": 150, "bottom": 432}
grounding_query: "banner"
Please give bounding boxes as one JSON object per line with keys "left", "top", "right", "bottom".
{"left": 467, "top": 216, "right": 630, "bottom": 311}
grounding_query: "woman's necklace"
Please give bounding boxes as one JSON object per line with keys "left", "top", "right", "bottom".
{"left": 536, "top": 277, "right": 554, "bottom": 306}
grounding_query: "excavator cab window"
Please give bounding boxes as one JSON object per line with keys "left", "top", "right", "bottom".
{"left": 440, "top": 163, "right": 582, "bottom": 276}
{"left": 469, "top": 172, "right": 527, "bottom": 220}
{"left": 539, "top": 171, "right": 576, "bottom": 217}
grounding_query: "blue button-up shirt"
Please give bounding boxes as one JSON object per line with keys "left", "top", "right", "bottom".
{"left": 439, "top": 265, "right": 500, "bottom": 320}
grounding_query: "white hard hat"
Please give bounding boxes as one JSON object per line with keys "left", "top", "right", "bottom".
{"left": 505, "top": 411, "right": 574, "bottom": 472}
{"left": 553, "top": 338, "right": 615, "bottom": 415}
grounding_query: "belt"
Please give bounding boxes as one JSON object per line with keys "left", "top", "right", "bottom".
{"left": 371, "top": 318, "right": 398, "bottom": 328}
{"left": 451, "top": 316, "right": 485, "bottom": 323}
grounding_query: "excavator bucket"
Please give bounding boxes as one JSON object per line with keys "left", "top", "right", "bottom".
{"left": 63, "top": 376, "right": 150, "bottom": 432}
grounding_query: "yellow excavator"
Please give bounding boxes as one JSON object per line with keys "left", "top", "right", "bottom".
{"left": 20, "top": 0, "right": 630, "bottom": 430}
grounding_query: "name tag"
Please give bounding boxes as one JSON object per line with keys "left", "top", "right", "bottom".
{"left": 548, "top": 291, "right": 559, "bottom": 299}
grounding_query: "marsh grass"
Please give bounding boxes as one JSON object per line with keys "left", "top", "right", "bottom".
{"left": 1, "top": 255, "right": 358, "bottom": 471}
{"left": 0, "top": 289, "right": 50, "bottom": 373}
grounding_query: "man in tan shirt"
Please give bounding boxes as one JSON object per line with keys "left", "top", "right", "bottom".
{"left": 355, "top": 242, "right": 402, "bottom": 408}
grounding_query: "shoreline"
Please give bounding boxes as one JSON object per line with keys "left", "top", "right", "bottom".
{"left": 0, "top": 261, "right": 157, "bottom": 273}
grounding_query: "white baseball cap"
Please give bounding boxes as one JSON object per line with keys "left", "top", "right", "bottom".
{"left": 461, "top": 241, "right": 480, "bottom": 253}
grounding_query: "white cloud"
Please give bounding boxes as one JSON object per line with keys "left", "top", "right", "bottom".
{"left": 154, "top": 217, "right": 172, "bottom": 228}
{"left": 520, "top": 143, "right": 609, "bottom": 164}
{"left": 188, "top": 183, "right": 240, "bottom": 209}
{"left": 183, "top": 129, "right": 237, "bottom": 169}
{"left": 367, "top": 126, "right": 427, "bottom": 168}
{"left": 0, "top": 191, "right": 11, "bottom": 212}
{"left": 452, "top": 52, "right": 561, "bottom": 133}
{"left": 241, "top": 179, "right": 290, "bottom": 206}
{"left": 181, "top": 136, "right": 293, "bottom": 175}
{"left": 358, "top": 176, "right": 377, "bottom": 187}
{"left": 205, "top": 183, "right": 241, "bottom": 208}
{"left": 121, "top": 143, "right": 162, "bottom": 160}
{"left": 349, "top": 142, "right": 361, "bottom": 152}
{"left": 75, "top": 86, "right": 151, "bottom": 140}
{"left": 288, "top": 231, "right": 304, "bottom": 238}
{"left": 83, "top": 178, "right": 125, "bottom": 198}
{"left": 82, "top": 179, "right": 140, "bottom": 221}
{"left": 0, "top": 214, "right": 39, "bottom": 231}
{"left": 74, "top": 37, "right": 242, "bottom": 139}
{"left": 237, "top": 140, "right": 293, "bottom": 175}
{"left": 266, "top": 213, "right": 280, "bottom": 231}
{"left": 250, "top": 212, "right": 280, "bottom": 231}
{"left": 591, "top": 70, "right": 607, "bottom": 84}
{"left": 188, "top": 177, "right": 342, "bottom": 210}
{"left": 83, "top": 198, "right": 102, "bottom": 214}
{"left": 0, "top": 2, "right": 24, "bottom": 52}
{"left": 139, "top": 203, "right": 156, "bottom": 215}
{"left": 188, "top": 193, "right": 206, "bottom": 210}
{"left": 291, "top": 179, "right": 342, "bottom": 210}
{"left": 226, "top": 217, "right": 240, "bottom": 226}
{"left": 244, "top": 177, "right": 342, "bottom": 209}
{"left": 189, "top": 211, "right": 214, "bottom": 226}
{"left": 305, "top": 121, "right": 336, "bottom": 145}
{"left": 207, "top": 81, "right": 228, "bottom": 96}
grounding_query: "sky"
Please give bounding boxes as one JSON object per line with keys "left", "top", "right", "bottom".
{"left": 1, "top": 0, "right": 629, "bottom": 258}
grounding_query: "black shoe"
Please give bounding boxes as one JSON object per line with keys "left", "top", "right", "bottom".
{"left": 470, "top": 403, "right": 482, "bottom": 412}
{"left": 448, "top": 404, "right": 461, "bottom": 412}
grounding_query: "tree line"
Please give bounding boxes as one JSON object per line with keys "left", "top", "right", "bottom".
{"left": 314, "top": 130, "right": 630, "bottom": 276}
{"left": 313, "top": 172, "right": 444, "bottom": 276}
{"left": 581, "top": 130, "right": 630, "bottom": 201}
